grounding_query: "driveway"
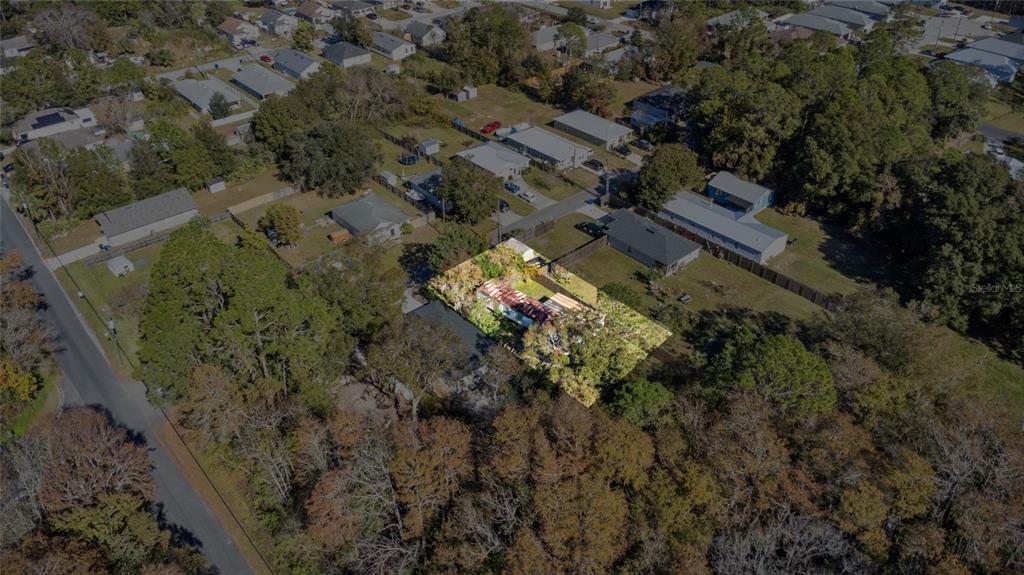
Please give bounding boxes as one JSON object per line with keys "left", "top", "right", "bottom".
{"left": 983, "top": 138, "right": 1024, "bottom": 178}
{"left": 491, "top": 188, "right": 598, "bottom": 243}
{"left": 511, "top": 177, "right": 556, "bottom": 209}
{"left": 0, "top": 200, "right": 258, "bottom": 574}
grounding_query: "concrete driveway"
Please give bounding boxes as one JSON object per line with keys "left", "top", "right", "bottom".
{"left": 511, "top": 177, "right": 556, "bottom": 209}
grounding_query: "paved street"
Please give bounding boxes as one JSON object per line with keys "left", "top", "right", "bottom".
{"left": 490, "top": 188, "right": 598, "bottom": 243}
{"left": 979, "top": 122, "right": 1024, "bottom": 143}
{"left": 1, "top": 199, "right": 257, "bottom": 574}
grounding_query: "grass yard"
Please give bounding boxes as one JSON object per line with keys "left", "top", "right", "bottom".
{"left": 43, "top": 218, "right": 102, "bottom": 255}
{"left": 440, "top": 84, "right": 563, "bottom": 129}
{"left": 386, "top": 123, "right": 482, "bottom": 158}
{"left": 983, "top": 96, "right": 1024, "bottom": 134}
{"left": 194, "top": 169, "right": 293, "bottom": 215}
{"left": 754, "top": 210, "right": 869, "bottom": 296}
{"left": 378, "top": 8, "right": 412, "bottom": 20}
{"left": 610, "top": 79, "right": 661, "bottom": 116}
{"left": 527, "top": 213, "right": 596, "bottom": 260}
{"left": 56, "top": 243, "right": 166, "bottom": 369}
{"left": 499, "top": 189, "right": 536, "bottom": 216}
{"left": 434, "top": 0, "right": 459, "bottom": 8}
{"left": 523, "top": 168, "right": 583, "bottom": 201}
{"left": 566, "top": 245, "right": 659, "bottom": 310}
{"left": 377, "top": 138, "right": 441, "bottom": 180}
{"left": 554, "top": 0, "right": 631, "bottom": 19}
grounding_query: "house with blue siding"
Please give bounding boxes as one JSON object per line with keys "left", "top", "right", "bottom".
{"left": 706, "top": 171, "right": 774, "bottom": 215}
{"left": 659, "top": 192, "right": 787, "bottom": 264}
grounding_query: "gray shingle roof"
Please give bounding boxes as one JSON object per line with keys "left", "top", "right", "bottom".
{"left": 506, "top": 126, "right": 592, "bottom": 164}
{"left": 331, "top": 193, "right": 409, "bottom": 235}
{"left": 809, "top": 5, "right": 873, "bottom": 28}
{"left": 405, "top": 20, "right": 435, "bottom": 39}
{"left": 455, "top": 141, "right": 530, "bottom": 176}
{"left": 372, "top": 32, "right": 413, "bottom": 54}
{"left": 661, "top": 192, "right": 786, "bottom": 254}
{"left": 553, "top": 109, "right": 633, "bottom": 144}
{"left": 412, "top": 301, "right": 491, "bottom": 361}
{"left": 273, "top": 48, "right": 318, "bottom": 76}
{"left": 586, "top": 31, "right": 619, "bottom": 53}
{"left": 780, "top": 13, "right": 852, "bottom": 35}
{"left": 261, "top": 10, "right": 294, "bottom": 27}
{"left": 323, "top": 41, "right": 370, "bottom": 65}
{"left": 97, "top": 188, "right": 197, "bottom": 237}
{"left": 605, "top": 209, "right": 701, "bottom": 266}
{"left": 708, "top": 171, "right": 773, "bottom": 207}
{"left": 967, "top": 37, "right": 1024, "bottom": 62}
{"left": 945, "top": 48, "right": 1018, "bottom": 80}
{"left": 174, "top": 78, "right": 242, "bottom": 112}
{"left": 830, "top": 0, "right": 890, "bottom": 17}
{"left": 233, "top": 64, "right": 294, "bottom": 97}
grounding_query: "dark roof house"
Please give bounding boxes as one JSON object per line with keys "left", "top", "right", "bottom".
{"left": 323, "top": 41, "right": 372, "bottom": 68}
{"left": 631, "top": 85, "right": 687, "bottom": 128}
{"left": 232, "top": 64, "right": 295, "bottom": 99}
{"left": 273, "top": 48, "right": 321, "bottom": 79}
{"left": 96, "top": 188, "right": 199, "bottom": 245}
{"left": 604, "top": 209, "right": 701, "bottom": 275}
{"left": 330, "top": 192, "right": 410, "bottom": 245}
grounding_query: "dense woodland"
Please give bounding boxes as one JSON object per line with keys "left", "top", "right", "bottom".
{"left": 1, "top": 1, "right": 1023, "bottom": 574}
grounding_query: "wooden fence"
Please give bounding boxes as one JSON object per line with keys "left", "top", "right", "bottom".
{"left": 379, "top": 130, "right": 445, "bottom": 167}
{"left": 550, "top": 234, "right": 608, "bottom": 269}
{"left": 450, "top": 121, "right": 489, "bottom": 143}
{"left": 633, "top": 206, "right": 838, "bottom": 309}
{"left": 506, "top": 219, "right": 555, "bottom": 242}
{"left": 377, "top": 175, "right": 435, "bottom": 215}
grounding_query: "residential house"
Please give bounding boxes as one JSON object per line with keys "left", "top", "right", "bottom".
{"left": 830, "top": 0, "right": 891, "bottom": 20}
{"left": 455, "top": 141, "right": 531, "bottom": 180}
{"left": 332, "top": 0, "right": 375, "bottom": 17}
{"left": 371, "top": 0, "right": 401, "bottom": 8}
{"left": 173, "top": 78, "right": 242, "bottom": 114}
{"left": 966, "top": 37, "right": 1024, "bottom": 64}
{"left": 296, "top": 1, "right": 332, "bottom": 23}
{"left": 449, "top": 85, "right": 478, "bottom": 102}
{"left": 323, "top": 41, "right": 372, "bottom": 68}
{"left": 706, "top": 8, "right": 769, "bottom": 29}
{"left": 808, "top": 5, "right": 874, "bottom": 31}
{"left": 505, "top": 127, "right": 592, "bottom": 169}
{"left": 532, "top": 26, "right": 561, "bottom": 52}
{"left": 330, "top": 192, "right": 411, "bottom": 245}
{"left": 217, "top": 17, "right": 260, "bottom": 47}
{"left": 631, "top": 85, "right": 686, "bottom": 129}
{"left": 584, "top": 31, "right": 620, "bottom": 57}
{"left": 12, "top": 107, "right": 97, "bottom": 144}
{"left": 476, "top": 280, "right": 556, "bottom": 328}
{"left": 604, "top": 210, "right": 701, "bottom": 275}
{"left": 0, "top": 35, "right": 34, "bottom": 59}
{"left": 232, "top": 64, "right": 295, "bottom": 100}
{"left": 776, "top": 13, "right": 852, "bottom": 37}
{"left": 259, "top": 10, "right": 299, "bottom": 37}
{"left": 552, "top": 109, "right": 633, "bottom": 150}
{"left": 944, "top": 48, "right": 1018, "bottom": 84}
{"left": 588, "top": 0, "right": 612, "bottom": 8}
{"left": 273, "top": 48, "right": 321, "bottom": 79}
{"left": 706, "top": 171, "right": 775, "bottom": 215}
{"left": 404, "top": 20, "right": 446, "bottom": 48}
{"left": 96, "top": 188, "right": 199, "bottom": 247}
{"left": 371, "top": 32, "right": 416, "bottom": 60}
{"left": 659, "top": 191, "right": 788, "bottom": 264}
{"left": 36, "top": 128, "right": 104, "bottom": 151}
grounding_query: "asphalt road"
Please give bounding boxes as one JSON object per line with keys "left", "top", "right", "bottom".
{"left": 1, "top": 198, "right": 255, "bottom": 574}
{"left": 979, "top": 122, "right": 1024, "bottom": 143}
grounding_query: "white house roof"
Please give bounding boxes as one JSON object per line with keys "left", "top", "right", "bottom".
{"left": 532, "top": 26, "right": 559, "bottom": 49}
{"left": 830, "top": 0, "right": 890, "bottom": 17}
{"left": 455, "top": 141, "right": 531, "bottom": 176}
{"left": 708, "top": 171, "right": 774, "bottom": 206}
{"left": 661, "top": 191, "right": 786, "bottom": 255}
{"left": 174, "top": 79, "right": 242, "bottom": 111}
{"left": 779, "top": 13, "right": 852, "bottom": 36}
{"left": 97, "top": 188, "right": 197, "bottom": 237}
{"left": 967, "top": 37, "right": 1024, "bottom": 62}
{"left": 274, "top": 48, "right": 319, "bottom": 75}
{"left": 506, "top": 126, "right": 592, "bottom": 164}
{"left": 553, "top": 109, "right": 633, "bottom": 144}
{"left": 233, "top": 64, "right": 294, "bottom": 97}
{"left": 372, "top": 32, "right": 413, "bottom": 54}
{"left": 12, "top": 108, "right": 80, "bottom": 134}
{"left": 809, "top": 5, "right": 873, "bottom": 28}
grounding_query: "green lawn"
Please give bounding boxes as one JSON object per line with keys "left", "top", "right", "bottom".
{"left": 378, "top": 8, "right": 411, "bottom": 20}
{"left": 386, "top": 124, "right": 481, "bottom": 158}
{"left": 499, "top": 189, "right": 536, "bottom": 216}
{"left": 554, "top": 0, "right": 631, "bottom": 19}
{"left": 57, "top": 243, "right": 167, "bottom": 368}
{"left": 983, "top": 97, "right": 1024, "bottom": 133}
{"left": 440, "top": 84, "right": 563, "bottom": 129}
{"left": 610, "top": 79, "right": 661, "bottom": 117}
{"left": 527, "top": 213, "right": 596, "bottom": 260}
{"left": 755, "top": 209, "right": 867, "bottom": 296}
{"left": 523, "top": 168, "right": 582, "bottom": 201}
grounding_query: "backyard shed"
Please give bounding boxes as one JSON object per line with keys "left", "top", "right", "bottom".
{"left": 105, "top": 255, "right": 135, "bottom": 277}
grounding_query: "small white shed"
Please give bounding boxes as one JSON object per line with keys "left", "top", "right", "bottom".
{"left": 419, "top": 139, "right": 441, "bottom": 156}
{"left": 106, "top": 255, "right": 135, "bottom": 277}
{"left": 208, "top": 178, "right": 227, "bottom": 193}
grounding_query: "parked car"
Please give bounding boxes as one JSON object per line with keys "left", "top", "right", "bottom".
{"left": 518, "top": 190, "right": 536, "bottom": 202}
{"left": 414, "top": 5, "right": 427, "bottom": 13}
{"left": 583, "top": 159, "right": 605, "bottom": 172}
{"left": 453, "top": 117, "right": 465, "bottom": 128}
{"left": 481, "top": 121, "right": 501, "bottom": 134}
{"left": 575, "top": 221, "right": 604, "bottom": 237}
{"left": 366, "top": 12, "right": 378, "bottom": 19}
{"left": 260, "top": 54, "right": 273, "bottom": 63}
{"left": 614, "top": 144, "right": 631, "bottom": 156}
{"left": 498, "top": 199, "right": 510, "bottom": 212}
{"left": 504, "top": 181, "right": 520, "bottom": 194}
{"left": 635, "top": 139, "right": 654, "bottom": 152}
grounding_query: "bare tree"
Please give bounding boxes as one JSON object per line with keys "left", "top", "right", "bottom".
{"left": 32, "top": 5, "right": 103, "bottom": 53}
{"left": 96, "top": 95, "right": 139, "bottom": 136}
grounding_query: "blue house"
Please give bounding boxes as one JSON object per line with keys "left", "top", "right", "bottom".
{"left": 659, "top": 191, "right": 788, "bottom": 264}
{"left": 706, "top": 171, "right": 774, "bottom": 215}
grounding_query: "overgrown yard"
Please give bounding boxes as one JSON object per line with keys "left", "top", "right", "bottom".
{"left": 386, "top": 123, "right": 482, "bottom": 158}
{"left": 754, "top": 209, "right": 870, "bottom": 296}
{"left": 523, "top": 168, "right": 582, "bottom": 201}
{"left": 527, "top": 213, "right": 596, "bottom": 260}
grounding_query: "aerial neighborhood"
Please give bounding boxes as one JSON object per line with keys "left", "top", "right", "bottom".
{"left": 1, "top": 1, "right": 1023, "bottom": 575}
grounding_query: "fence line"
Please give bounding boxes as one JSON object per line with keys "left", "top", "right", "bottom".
{"left": 378, "top": 130, "right": 446, "bottom": 167}
{"left": 82, "top": 212, "right": 232, "bottom": 267}
{"left": 505, "top": 219, "right": 555, "bottom": 242}
{"left": 450, "top": 121, "right": 489, "bottom": 143}
{"left": 550, "top": 234, "right": 608, "bottom": 268}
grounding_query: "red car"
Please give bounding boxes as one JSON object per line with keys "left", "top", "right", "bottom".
{"left": 260, "top": 54, "right": 273, "bottom": 63}
{"left": 481, "top": 121, "right": 501, "bottom": 134}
